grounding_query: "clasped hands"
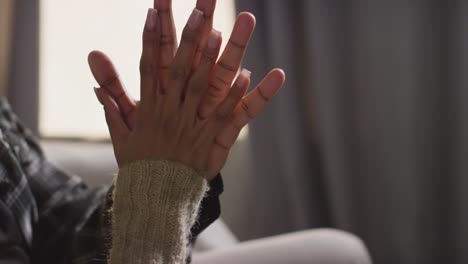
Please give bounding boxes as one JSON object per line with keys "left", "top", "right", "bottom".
{"left": 88, "top": 0, "right": 285, "bottom": 180}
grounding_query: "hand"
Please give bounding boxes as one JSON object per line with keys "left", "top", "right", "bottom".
{"left": 88, "top": 0, "right": 285, "bottom": 180}
{"left": 96, "top": 8, "right": 250, "bottom": 176}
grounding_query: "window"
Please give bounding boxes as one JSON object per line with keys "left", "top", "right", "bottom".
{"left": 39, "top": 0, "right": 243, "bottom": 139}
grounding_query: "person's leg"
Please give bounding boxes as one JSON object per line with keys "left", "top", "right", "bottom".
{"left": 192, "top": 229, "right": 372, "bottom": 264}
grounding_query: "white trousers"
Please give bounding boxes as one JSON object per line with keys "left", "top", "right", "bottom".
{"left": 192, "top": 229, "right": 372, "bottom": 264}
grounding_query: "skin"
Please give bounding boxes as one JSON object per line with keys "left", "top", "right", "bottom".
{"left": 88, "top": 0, "right": 286, "bottom": 180}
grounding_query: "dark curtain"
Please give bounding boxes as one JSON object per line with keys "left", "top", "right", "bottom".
{"left": 0, "top": 0, "right": 14, "bottom": 96}
{"left": 7, "top": 0, "right": 40, "bottom": 134}
{"left": 236, "top": 1, "right": 468, "bottom": 264}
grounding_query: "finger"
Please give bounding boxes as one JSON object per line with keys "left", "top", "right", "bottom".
{"left": 140, "top": 8, "right": 161, "bottom": 106}
{"left": 193, "top": 0, "right": 217, "bottom": 67}
{"left": 209, "top": 70, "right": 284, "bottom": 175}
{"left": 232, "top": 68, "right": 286, "bottom": 128}
{"left": 154, "top": 0, "right": 177, "bottom": 92}
{"left": 207, "top": 69, "right": 250, "bottom": 148}
{"left": 88, "top": 51, "right": 136, "bottom": 119}
{"left": 214, "top": 69, "right": 285, "bottom": 149}
{"left": 198, "top": 12, "right": 256, "bottom": 118}
{"left": 197, "top": 69, "right": 250, "bottom": 169}
{"left": 96, "top": 88, "right": 130, "bottom": 147}
{"left": 163, "top": 8, "right": 205, "bottom": 109}
{"left": 213, "top": 69, "right": 251, "bottom": 127}
{"left": 184, "top": 29, "right": 222, "bottom": 116}
{"left": 212, "top": 116, "right": 243, "bottom": 159}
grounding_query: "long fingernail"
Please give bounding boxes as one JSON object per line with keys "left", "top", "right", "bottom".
{"left": 145, "top": 8, "right": 158, "bottom": 31}
{"left": 94, "top": 87, "right": 103, "bottom": 104}
{"left": 187, "top": 8, "right": 204, "bottom": 30}
{"left": 236, "top": 69, "right": 251, "bottom": 88}
{"left": 207, "top": 29, "right": 222, "bottom": 50}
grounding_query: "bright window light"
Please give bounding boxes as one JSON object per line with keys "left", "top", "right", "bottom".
{"left": 40, "top": 0, "right": 247, "bottom": 140}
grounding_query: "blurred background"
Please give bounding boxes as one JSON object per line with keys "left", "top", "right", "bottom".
{"left": 2, "top": 0, "right": 468, "bottom": 264}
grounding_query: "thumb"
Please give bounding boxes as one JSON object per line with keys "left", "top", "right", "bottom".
{"left": 88, "top": 50, "right": 137, "bottom": 124}
{"left": 95, "top": 87, "right": 129, "bottom": 151}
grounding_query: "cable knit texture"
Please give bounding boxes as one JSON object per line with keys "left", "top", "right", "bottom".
{"left": 109, "top": 160, "right": 208, "bottom": 264}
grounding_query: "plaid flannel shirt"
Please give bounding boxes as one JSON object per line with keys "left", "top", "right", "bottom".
{"left": 0, "top": 98, "right": 223, "bottom": 263}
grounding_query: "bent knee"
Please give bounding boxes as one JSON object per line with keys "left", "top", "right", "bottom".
{"left": 300, "top": 228, "right": 372, "bottom": 264}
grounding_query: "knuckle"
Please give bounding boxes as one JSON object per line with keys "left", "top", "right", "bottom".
{"left": 218, "top": 61, "right": 237, "bottom": 74}
{"left": 188, "top": 79, "right": 204, "bottom": 95}
{"left": 161, "top": 34, "right": 176, "bottom": 47}
{"left": 240, "top": 99, "right": 255, "bottom": 119}
{"left": 143, "top": 32, "right": 158, "bottom": 43}
{"left": 231, "top": 119, "right": 243, "bottom": 131}
{"left": 228, "top": 38, "right": 247, "bottom": 49}
{"left": 181, "top": 28, "right": 197, "bottom": 44}
{"left": 257, "top": 88, "right": 270, "bottom": 102}
{"left": 170, "top": 65, "right": 190, "bottom": 81}
{"left": 207, "top": 83, "right": 225, "bottom": 99}
{"left": 214, "top": 75, "right": 231, "bottom": 87}
{"left": 216, "top": 107, "right": 231, "bottom": 121}
{"left": 215, "top": 137, "right": 230, "bottom": 151}
{"left": 139, "top": 61, "right": 155, "bottom": 74}
{"left": 202, "top": 49, "right": 218, "bottom": 62}
{"left": 201, "top": 54, "right": 216, "bottom": 65}
{"left": 216, "top": 112, "right": 230, "bottom": 121}
{"left": 102, "top": 76, "right": 119, "bottom": 88}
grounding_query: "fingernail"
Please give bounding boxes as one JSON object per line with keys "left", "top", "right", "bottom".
{"left": 187, "top": 8, "right": 204, "bottom": 30}
{"left": 236, "top": 69, "right": 251, "bottom": 88}
{"left": 94, "top": 87, "right": 103, "bottom": 104}
{"left": 145, "top": 8, "right": 158, "bottom": 31}
{"left": 207, "top": 29, "right": 222, "bottom": 50}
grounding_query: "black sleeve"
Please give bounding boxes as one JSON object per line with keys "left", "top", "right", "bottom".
{"left": 0, "top": 201, "right": 30, "bottom": 264}
{"left": 190, "top": 174, "right": 224, "bottom": 239}
{"left": 185, "top": 174, "right": 224, "bottom": 263}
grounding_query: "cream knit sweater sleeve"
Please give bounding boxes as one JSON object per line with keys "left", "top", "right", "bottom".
{"left": 109, "top": 160, "right": 209, "bottom": 264}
